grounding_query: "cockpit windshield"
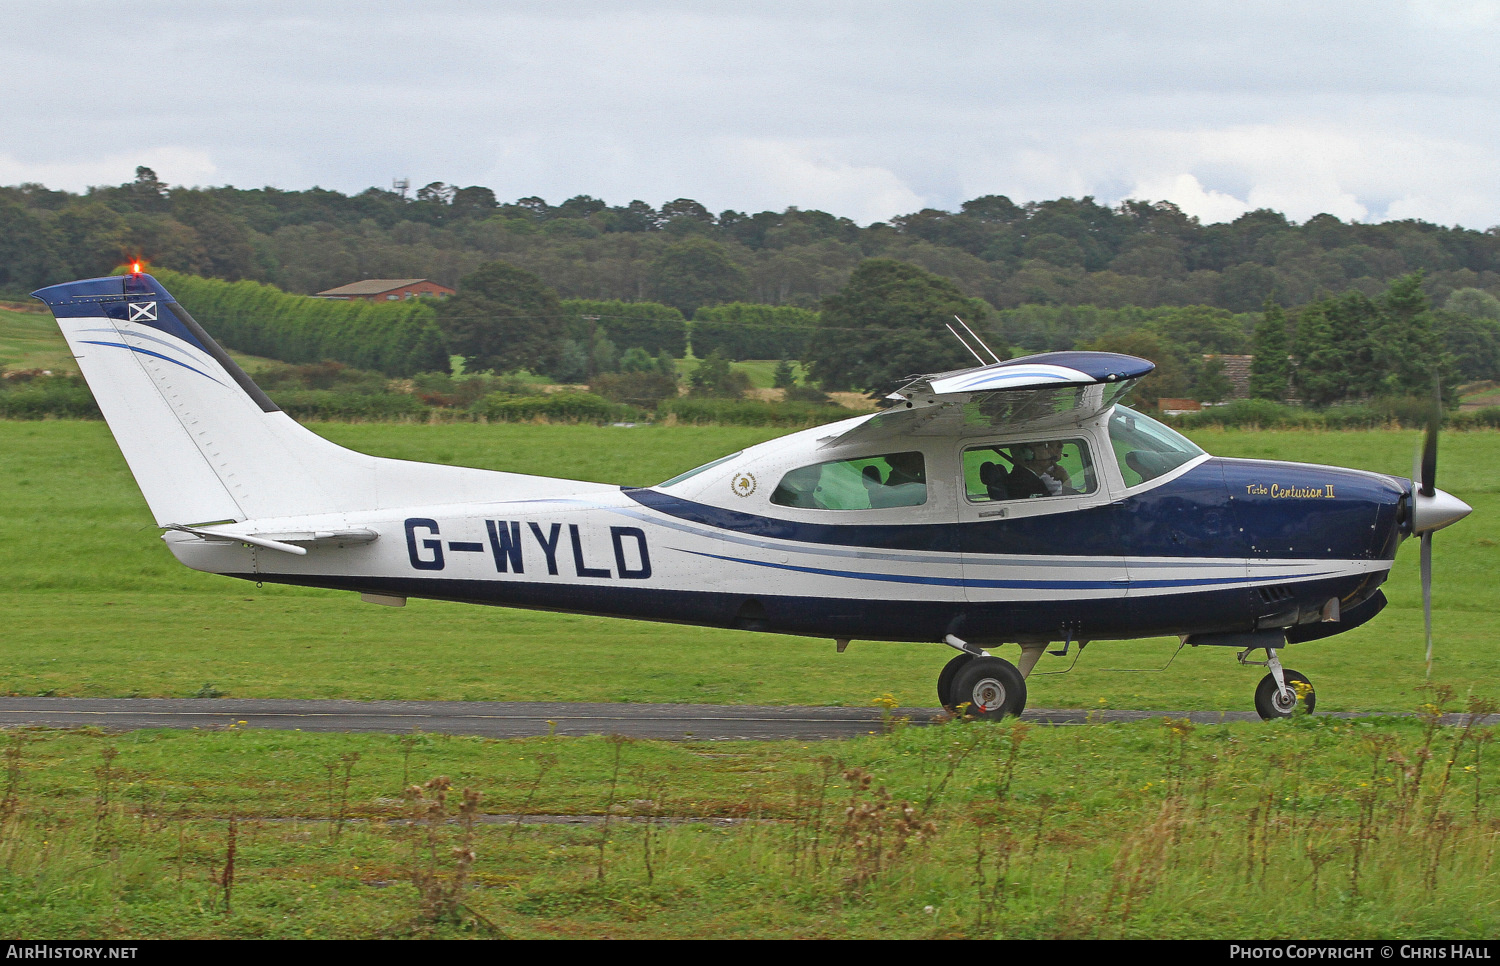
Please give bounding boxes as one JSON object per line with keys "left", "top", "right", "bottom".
{"left": 1108, "top": 407, "right": 1205, "bottom": 486}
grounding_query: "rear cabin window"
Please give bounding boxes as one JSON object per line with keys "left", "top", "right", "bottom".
{"left": 963, "top": 439, "right": 1096, "bottom": 502}
{"left": 770, "top": 452, "right": 927, "bottom": 510}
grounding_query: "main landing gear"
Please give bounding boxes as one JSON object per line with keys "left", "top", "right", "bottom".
{"left": 937, "top": 635, "right": 1035, "bottom": 720}
{"left": 1241, "top": 645, "right": 1316, "bottom": 720}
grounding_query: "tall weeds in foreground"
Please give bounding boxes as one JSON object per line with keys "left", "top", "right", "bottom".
{"left": 324, "top": 752, "right": 359, "bottom": 843}
{"left": 404, "top": 775, "right": 492, "bottom": 930}
{"left": 0, "top": 696, "right": 1495, "bottom": 937}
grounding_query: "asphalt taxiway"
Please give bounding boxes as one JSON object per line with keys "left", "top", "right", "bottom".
{"left": 0, "top": 697, "right": 1368, "bottom": 740}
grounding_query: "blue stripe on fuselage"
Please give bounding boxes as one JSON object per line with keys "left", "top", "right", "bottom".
{"left": 677, "top": 547, "right": 1336, "bottom": 590}
{"left": 628, "top": 459, "right": 1403, "bottom": 561}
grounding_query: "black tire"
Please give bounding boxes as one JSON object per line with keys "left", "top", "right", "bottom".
{"left": 1254, "top": 670, "right": 1315, "bottom": 720}
{"left": 937, "top": 653, "right": 975, "bottom": 710}
{"left": 951, "top": 657, "right": 1027, "bottom": 720}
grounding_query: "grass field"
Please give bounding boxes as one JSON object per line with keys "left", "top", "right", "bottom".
{"left": 2, "top": 420, "right": 1498, "bottom": 938}
{"left": 0, "top": 305, "right": 288, "bottom": 377}
{"left": 1, "top": 421, "right": 1496, "bottom": 712}
{"left": 0, "top": 704, "right": 1496, "bottom": 937}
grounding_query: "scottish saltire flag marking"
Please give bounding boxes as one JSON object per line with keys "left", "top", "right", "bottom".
{"left": 128, "top": 301, "right": 157, "bottom": 322}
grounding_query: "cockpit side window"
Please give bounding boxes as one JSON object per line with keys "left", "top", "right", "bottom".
{"left": 1108, "top": 407, "right": 1205, "bottom": 486}
{"left": 770, "top": 452, "right": 927, "bottom": 510}
{"left": 963, "top": 439, "right": 1096, "bottom": 503}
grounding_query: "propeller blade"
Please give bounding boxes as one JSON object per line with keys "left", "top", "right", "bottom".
{"left": 1422, "top": 530, "right": 1434, "bottom": 677}
{"left": 1420, "top": 380, "right": 1440, "bottom": 497}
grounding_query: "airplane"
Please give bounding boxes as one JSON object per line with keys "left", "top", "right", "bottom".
{"left": 32, "top": 270, "right": 1474, "bottom": 720}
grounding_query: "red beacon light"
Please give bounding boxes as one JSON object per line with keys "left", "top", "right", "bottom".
{"left": 130, "top": 261, "right": 143, "bottom": 275}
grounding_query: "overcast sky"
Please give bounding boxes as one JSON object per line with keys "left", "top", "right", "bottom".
{"left": 3, "top": 1, "right": 1498, "bottom": 228}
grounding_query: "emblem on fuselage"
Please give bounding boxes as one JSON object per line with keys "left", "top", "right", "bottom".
{"left": 732, "top": 472, "right": 758, "bottom": 497}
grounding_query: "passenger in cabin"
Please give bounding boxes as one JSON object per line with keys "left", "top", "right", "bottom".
{"left": 884, "top": 451, "right": 925, "bottom": 488}
{"left": 867, "top": 452, "right": 927, "bottom": 509}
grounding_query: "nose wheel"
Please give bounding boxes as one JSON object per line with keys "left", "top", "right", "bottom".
{"left": 1255, "top": 669, "right": 1315, "bottom": 719}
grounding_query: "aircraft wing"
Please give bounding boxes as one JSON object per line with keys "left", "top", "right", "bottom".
{"left": 818, "top": 350, "right": 1154, "bottom": 449}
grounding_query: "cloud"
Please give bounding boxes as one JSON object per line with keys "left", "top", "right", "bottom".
{"left": 0, "top": 148, "right": 218, "bottom": 193}
{"left": 722, "top": 141, "right": 928, "bottom": 224}
{"left": 1125, "top": 174, "right": 1251, "bottom": 225}
{"left": 1103, "top": 124, "right": 1500, "bottom": 224}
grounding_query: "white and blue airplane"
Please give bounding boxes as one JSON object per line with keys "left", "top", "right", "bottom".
{"left": 33, "top": 271, "right": 1473, "bottom": 719}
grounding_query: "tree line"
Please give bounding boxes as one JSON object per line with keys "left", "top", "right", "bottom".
{"left": 4, "top": 167, "right": 1500, "bottom": 319}
{"left": 5, "top": 167, "right": 1499, "bottom": 408}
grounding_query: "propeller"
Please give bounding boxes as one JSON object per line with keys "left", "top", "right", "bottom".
{"left": 1407, "top": 380, "right": 1472, "bottom": 676}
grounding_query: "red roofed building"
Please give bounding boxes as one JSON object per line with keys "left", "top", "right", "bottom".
{"left": 313, "top": 279, "right": 455, "bottom": 301}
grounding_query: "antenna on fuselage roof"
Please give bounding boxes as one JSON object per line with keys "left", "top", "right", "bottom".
{"left": 945, "top": 323, "right": 987, "bottom": 365}
{"left": 945, "top": 315, "right": 1003, "bottom": 366}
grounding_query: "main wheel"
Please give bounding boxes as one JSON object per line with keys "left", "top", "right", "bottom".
{"left": 937, "top": 653, "right": 975, "bottom": 710}
{"left": 951, "top": 657, "right": 1027, "bottom": 720}
{"left": 1254, "top": 670, "right": 1315, "bottom": 720}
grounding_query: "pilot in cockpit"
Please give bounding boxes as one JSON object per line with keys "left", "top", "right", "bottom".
{"left": 1007, "top": 440, "right": 1072, "bottom": 498}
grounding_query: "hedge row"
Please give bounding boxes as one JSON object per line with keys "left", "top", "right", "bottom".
{"left": 1167, "top": 397, "right": 1500, "bottom": 431}
{"left": 0, "top": 377, "right": 99, "bottom": 419}
{"left": 152, "top": 270, "right": 450, "bottom": 377}
{"left": 658, "top": 397, "right": 852, "bottom": 427}
{"left": 560, "top": 299, "right": 687, "bottom": 357}
{"left": 689, "top": 303, "right": 819, "bottom": 360}
{"left": 471, "top": 391, "right": 642, "bottom": 424}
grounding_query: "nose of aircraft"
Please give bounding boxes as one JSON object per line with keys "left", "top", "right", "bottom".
{"left": 1411, "top": 486, "right": 1472, "bottom": 534}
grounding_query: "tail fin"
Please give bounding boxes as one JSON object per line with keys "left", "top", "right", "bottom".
{"left": 33, "top": 273, "right": 564, "bottom": 526}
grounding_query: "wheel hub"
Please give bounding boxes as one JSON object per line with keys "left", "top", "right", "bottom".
{"left": 971, "top": 678, "right": 1005, "bottom": 711}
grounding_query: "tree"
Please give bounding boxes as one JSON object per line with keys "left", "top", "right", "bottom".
{"left": 1083, "top": 328, "right": 1193, "bottom": 403}
{"left": 450, "top": 186, "right": 498, "bottom": 219}
{"left": 1369, "top": 272, "right": 1455, "bottom": 398}
{"left": 807, "top": 259, "right": 998, "bottom": 393}
{"left": 648, "top": 237, "right": 748, "bottom": 315}
{"left": 1290, "top": 304, "right": 1346, "bottom": 406}
{"left": 1443, "top": 287, "right": 1500, "bottom": 321}
{"left": 687, "top": 349, "right": 749, "bottom": 398}
{"left": 1436, "top": 312, "right": 1500, "bottom": 382}
{"left": 1196, "top": 357, "right": 1232, "bottom": 403}
{"left": 773, "top": 357, "right": 796, "bottom": 389}
{"left": 436, "top": 261, "right": 564, "bottom": 375}
{"left": 1249, "top": 298, "right": 1290, "bottom": 401}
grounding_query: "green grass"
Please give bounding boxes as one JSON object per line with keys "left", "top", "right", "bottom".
{"left": 2, "top": 420, "right": 1498, "bottom": 937}
{"left": 0, "top": 305, "right": 288, "bottom": 377}
{"left": 1, "top": 421, "right": 1497, "bottom": 712}
{"left": 0, "top": 307, "right": 79, "bottom": 374}
{"left": 674, "top": 356, "right": 806, "bottom": 389}
{"left": 0, "top": 707, "right": 1495, "bottom": 937}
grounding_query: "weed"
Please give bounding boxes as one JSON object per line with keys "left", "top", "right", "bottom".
{"left": 0, "top": 733, "right": 25, "bottom": 840}
{"left": 323, "top": 752, "right": 359, "bottom": 843}
{"left": 404, "top": 776, "right": 489, "bottom": 929}
{"left": 193, "top": 683, "right": 226, "bottom": 699}
{"left": 508, "top": 751, "right": 558, "bottom": 844}
{"left": 596, "top": 735, "right": 630, "bottom": 882}
{"left": 210, "top": 808, "right": 237, "bottom": 915}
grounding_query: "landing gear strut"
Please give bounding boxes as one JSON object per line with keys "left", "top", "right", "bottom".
{"left": 1240, "top": 645, "right": 1316, "bottom": 720}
